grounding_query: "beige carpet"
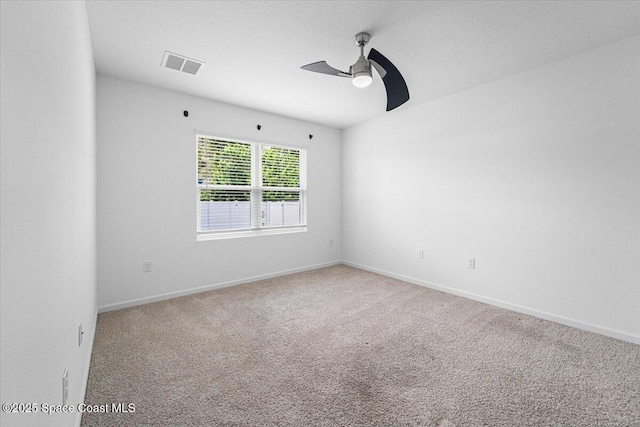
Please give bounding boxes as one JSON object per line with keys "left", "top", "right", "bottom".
{"left": 82, "top": 265, "right": 640, "bottom": 426}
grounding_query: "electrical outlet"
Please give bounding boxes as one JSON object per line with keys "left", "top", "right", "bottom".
{"left": 467, "top": 257, "right": 476, "bottom": 269}
{"left": 143, "top": 260, "right": 152, "bottom": 273}
{"left": 78, "top": 323, "right": 84, "bottom": 346}
{"left": 418, "top": 250, "right": 424, "bottom": 259}
{"left": 62, "top": 368, "right": 69, "bottom": 405}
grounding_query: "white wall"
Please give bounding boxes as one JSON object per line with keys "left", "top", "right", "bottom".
{"left": 1, "top": 2, "right": 97, "bottom": 426}
{"left": 97, "top": 76, "right": 342, "bottom": 310}
{"left": 342, "top": 36, "right": 640, "bottom": 344}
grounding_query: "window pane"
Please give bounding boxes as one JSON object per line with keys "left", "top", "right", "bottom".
{"left": 198, "top": 137, "right": 251, "bottom": 186}
{"left": 200, "top": 190, "right": 251, "bottom": 231}
{"left": 261, "top": 146, "right": 300, "bottom": 188}
{"left": 261, "top": 191, "right": 301, "bottom": 228}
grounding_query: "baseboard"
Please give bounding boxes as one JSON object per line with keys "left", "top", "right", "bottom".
{"left": 342, "top": 260, "right": 640, "bottom": 346}
{"left": 75, "top": 308, "right": 98, "bottom": 427}
{"left": 98, "top": 260, "right": 342, "bottom": 313}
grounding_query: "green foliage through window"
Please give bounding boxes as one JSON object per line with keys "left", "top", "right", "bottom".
{"left": 262, "top": 146, "right": 299, "bottom": 201}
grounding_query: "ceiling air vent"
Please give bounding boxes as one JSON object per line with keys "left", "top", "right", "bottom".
{"left": 161, "top": 51, "right": 204, "bottom": 75}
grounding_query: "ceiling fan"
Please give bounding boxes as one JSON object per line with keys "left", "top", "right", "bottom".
{"left": 301, "top": 32, "right": 409, "bottom": 111}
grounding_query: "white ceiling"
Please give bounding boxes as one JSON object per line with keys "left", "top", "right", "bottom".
{"left": 86, "top": 1, "right": 640, "bottom": 129}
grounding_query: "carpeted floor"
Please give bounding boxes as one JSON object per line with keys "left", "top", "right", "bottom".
{"left": 82, "top": 265, "right": 640, "bottom": 426}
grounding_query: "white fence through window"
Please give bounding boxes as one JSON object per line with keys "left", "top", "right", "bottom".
{"left": 199, "top": 201, "right": 301, "bottom": 231}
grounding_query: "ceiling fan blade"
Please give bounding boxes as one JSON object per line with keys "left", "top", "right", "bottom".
{"left": 367, "top": 48, "right": 410, "bottom": 111}
{"left": 301, "top": 61, "right": 351, "bottom": 78}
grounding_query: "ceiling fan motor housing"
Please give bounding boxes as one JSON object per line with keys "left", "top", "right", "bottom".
{"left": 351, "top": 56, "right": 372, "bottom": 88}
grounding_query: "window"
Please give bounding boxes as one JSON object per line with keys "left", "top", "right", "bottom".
{"left": 197, "top": 135, "right": 307, "bottom": 239}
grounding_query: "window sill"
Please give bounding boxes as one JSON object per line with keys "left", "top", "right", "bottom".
{"left": 197, "top": 225, "right": 307, "bottom": 241}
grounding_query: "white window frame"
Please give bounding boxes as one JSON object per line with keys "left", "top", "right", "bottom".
{"left": 196, "top": 134, "right": 307, "bottom": 241}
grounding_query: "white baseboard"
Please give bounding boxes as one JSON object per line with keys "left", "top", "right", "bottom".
{"left": 75, "top": 308, "right": 98, "bottom": 427}
{"left": 98, "top": 260, "right": 342, "bottom": 313}
{"left": 342, "top": 260, "right": 640, "bottom": 346}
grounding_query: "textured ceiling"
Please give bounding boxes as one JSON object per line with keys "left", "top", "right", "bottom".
{"left": 85, "top": 1, "right": 640, "bottom": 129}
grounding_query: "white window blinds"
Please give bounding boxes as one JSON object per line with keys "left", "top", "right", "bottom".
{"left": 197, "top": 138, "right": 251, "bottom": 186}
{"left": 197, "top": 136, "right": 307, "bottom": 235}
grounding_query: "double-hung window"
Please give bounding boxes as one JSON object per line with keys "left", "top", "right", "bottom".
{"left": 197, "top": 135, "right": 307, "bottom": 239}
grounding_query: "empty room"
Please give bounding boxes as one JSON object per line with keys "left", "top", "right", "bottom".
{"left": 1, "top": 1, "right": 639, "bottom": 426}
